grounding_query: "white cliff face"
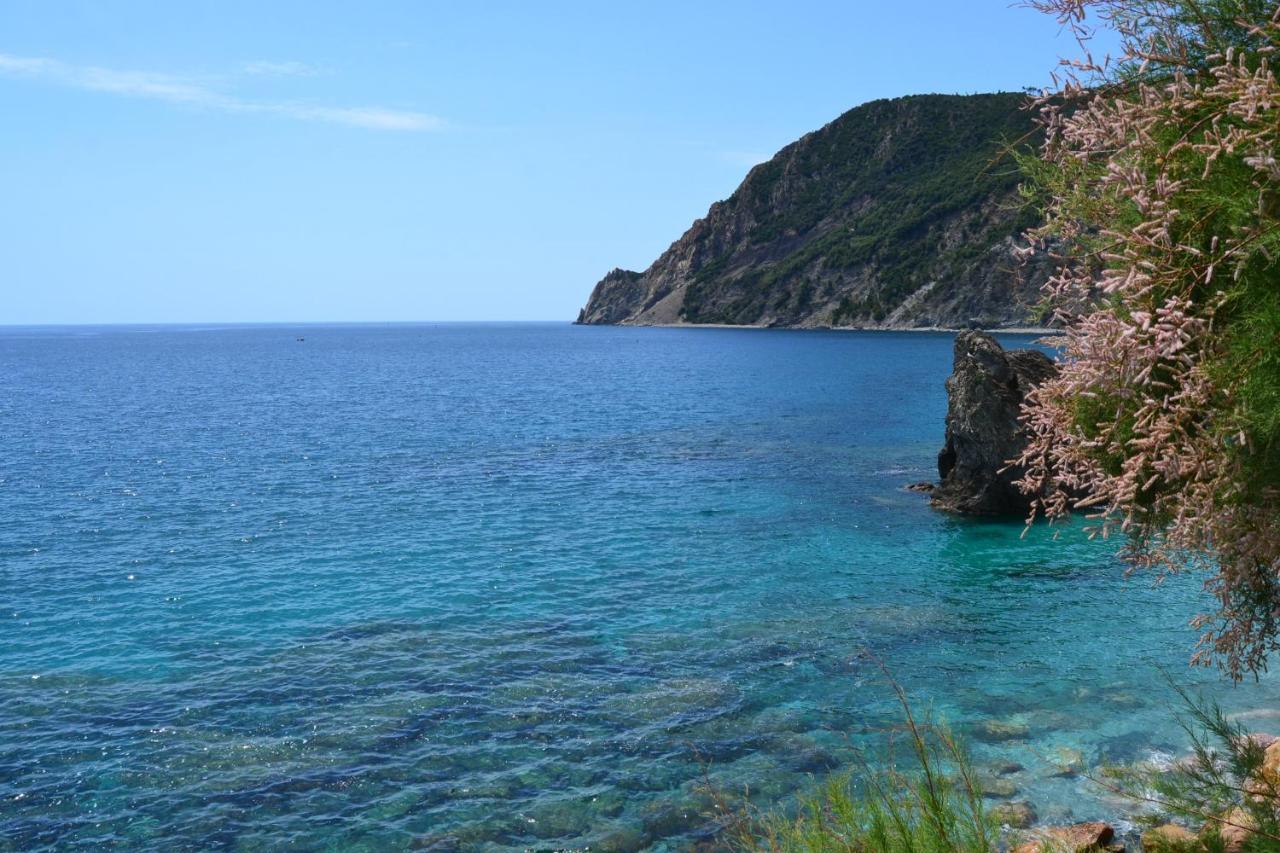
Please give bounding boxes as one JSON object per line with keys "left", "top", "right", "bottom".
{"left": 576, "top": 92, "right": 1054, "bottom": 330}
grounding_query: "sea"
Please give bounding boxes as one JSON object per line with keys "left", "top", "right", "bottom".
{"left": 3, "top": 322, "right": 1278, "bottom": 851}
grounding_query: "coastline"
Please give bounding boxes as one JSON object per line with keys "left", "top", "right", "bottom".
{"left": 615, "top": 321, "right": 1060, "bottom": 335}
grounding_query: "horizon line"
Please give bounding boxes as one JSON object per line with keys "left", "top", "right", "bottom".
{"left": 0, "top": 319, "right": 578, "bottom": 329}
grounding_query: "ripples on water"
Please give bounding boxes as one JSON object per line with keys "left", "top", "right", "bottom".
{"left": 1, "top": 323, "right": 1277, "bottom": 850}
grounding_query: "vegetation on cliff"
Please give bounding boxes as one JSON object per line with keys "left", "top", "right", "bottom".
{"left": 578, "top": 93, "right": 1047, "bottom": 329}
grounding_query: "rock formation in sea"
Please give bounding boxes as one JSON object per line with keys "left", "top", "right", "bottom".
{"left": 929, "top": 331, "right": 1056, "bottom": 516}
{"left": 577, "top": 92, "right": 1055, "bottom": 329}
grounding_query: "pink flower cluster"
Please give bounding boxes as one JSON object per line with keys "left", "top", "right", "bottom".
{"left": 1018, "top": 1, "right": 1280, "bottom": 677}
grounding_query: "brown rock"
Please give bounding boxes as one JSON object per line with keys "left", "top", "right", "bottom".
{"left": 1055, "top": 822, "right": 1115, "bottom": 850}
{"left": 1248, "top": 732, "right": 1279, "bottom": 750}
{"left": 1013, "top": 821, "right": 1114, "bottom": 853}
{"left": 906, "top": 481, "right": 935, "bottom": 493}
{"left": 1141, "top": 823, "right": 1195, "bottom": 850}
{"left": 1203, "top": 807, "right": 1257, "bottom": 853}
{"left": 1244, "top": 741, "right": 1280, "bottom": 799}
{"left": 1261, "top": 740, "right": 1280, "bottom": 782}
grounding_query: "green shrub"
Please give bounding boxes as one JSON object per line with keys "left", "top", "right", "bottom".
{"left": 720, "top": 681, "right": 993, "bottom": 852}
{"left": 1100, "top": 682, "right": 1280, "bottom": 852}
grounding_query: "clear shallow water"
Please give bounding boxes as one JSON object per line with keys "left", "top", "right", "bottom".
{"left": 2, "top": 322, "right": 1277, "bottom": 851}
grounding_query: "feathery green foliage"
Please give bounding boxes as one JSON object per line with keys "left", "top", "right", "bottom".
{"left": 1018, "top": 0, "right": 1280, "bottom": 677}
{"left": 723, "top": 680, "right": 993, "bottom": 852}
{"left": 1101, "top": 682, "right": 1280, "bottom": 851}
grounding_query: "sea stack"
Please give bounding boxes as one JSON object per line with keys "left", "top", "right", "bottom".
{"left": 930, "top": 331, "right": 1056, "bottom": 516}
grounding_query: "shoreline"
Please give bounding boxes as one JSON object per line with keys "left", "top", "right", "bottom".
{"left": 611, "top": 321, "right": 1060, "bottom": 335}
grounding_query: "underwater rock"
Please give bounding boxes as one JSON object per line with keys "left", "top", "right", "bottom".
{"left": 1100, "top": 690, "right": 1144, "bottom": 710}
{"left": 990, "top": 759, "right": 1026, "bottom": 775}
{"left": 977, "top": 774, "right": 1019, "bottom": 799}
{"left": 788, "top": 745, "right": 840, "bottom": 775}
{"left": 586, "top": 789, "right": 627, "bottom": 819}
{"left": 639, "top": 798, "right": 704, "bottom": 838}
{"left": 1098, "top": 730, "right": 1169, "bottom": 765}
{"left": 604, "top": 678, "right": 740, "bottom": 724}
{"left": 746, "top": 706, "right": 814, "bottom": 736}
{"left": 765, "top": 732, "right": 840, "bottom": 774}
{"left": 930, "top": 331, "right": 1058, "bottom": 516}
{"left": 971, "top": 717, "right": 1031, "bottom": 742}
{"left": 614, "top": 767, "right": 684, "bottom": 793}
{"left": 1026, "top": 707, "right": 1084, "bottom": 732}
{"left": 686, "top": 734, "right": 768, "bottom": 764}
{"left": 1047, "top": 746, "right": 1086, "bottom": 778}
{"left": 409, "top": 833, "right": 462, "bottom": 851}
{"left": 320, "top": 619, "right": 421, "bottom": 642}
{"left": 455, "top": 778, "right": 515, "bottom": 800}
{"left": 729, "top": 761, "right": 800, "bottom": 801}
{"left": 367, "top": 790, "right": 424, "bottom": 822}
{"left": 588, "top": 822, "right": 650, "bottom": 853}
{"left": 524, "top": 797, "right": 594, "bottom": 839}
{"left": 990, "top": 800, "right": 1038, "bottom": 829}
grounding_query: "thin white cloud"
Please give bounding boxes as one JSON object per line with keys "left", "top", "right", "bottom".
{"left": 0, "top": 54, "right": 55, "bottom": 74}
{"left": 0, "top": 52, "right": 443, "bottom": 132}
{"left": 279, "top": 105, "right": 441, "bottom": 131}
{"left": 242, "top": 60, "right": 320, "bottom": 77}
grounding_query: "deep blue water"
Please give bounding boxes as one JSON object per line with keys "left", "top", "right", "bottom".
{"left": 2, "top": 322, "right": 1278, "bottom": 851}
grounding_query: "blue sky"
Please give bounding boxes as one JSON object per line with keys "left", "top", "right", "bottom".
{"left": 0, "top": 1, "right": 1107, "bottom": 324}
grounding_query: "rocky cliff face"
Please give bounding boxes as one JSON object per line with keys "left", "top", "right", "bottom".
{"left": 930, "top": 331, "right": 1057, "bottom": 516}
{"left": 577, "top": 93, "right": 1052, "bottom": 329}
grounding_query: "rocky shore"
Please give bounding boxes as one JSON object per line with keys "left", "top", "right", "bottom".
{"left": 900, "top": 333, "right": 1268, "bottom": 852}
{"left": 962, "top": 718, "right": 1280, "bottom": 852}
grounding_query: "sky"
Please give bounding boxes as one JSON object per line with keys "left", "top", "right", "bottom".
{"left": 0, "top": 1, "right": 1113, "bottom": 324}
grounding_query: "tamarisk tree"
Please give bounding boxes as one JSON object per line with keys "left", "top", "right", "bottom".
{"left": 1017, "top": 0, "right": 1280, "bottom": 678}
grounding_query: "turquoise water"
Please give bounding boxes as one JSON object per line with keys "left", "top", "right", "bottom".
{"left": 2, "top": 322, "right": 1277, "bottom": 850}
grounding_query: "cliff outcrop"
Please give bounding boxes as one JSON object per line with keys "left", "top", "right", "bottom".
{"left": 577, "top": 93, "right": 1051, "bottom": 329}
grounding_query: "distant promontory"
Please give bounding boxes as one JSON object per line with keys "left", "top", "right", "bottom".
{"left": 576, "top": 92, "right": 1052, "bottom": 330}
